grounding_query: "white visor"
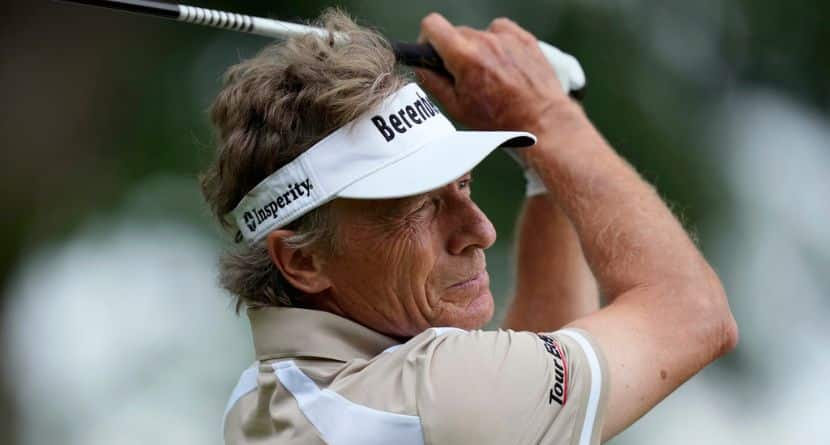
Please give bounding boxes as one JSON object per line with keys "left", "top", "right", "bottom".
{"left": 229, "top": 83, "right": 536, "bottom": 244}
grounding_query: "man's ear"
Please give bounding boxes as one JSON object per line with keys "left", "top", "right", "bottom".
{"left": 266, "top": 230, "right": 331, "bottom": 294}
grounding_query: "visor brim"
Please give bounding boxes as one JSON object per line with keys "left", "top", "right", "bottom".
{"left": 337, "top": 130, "right": 535, "bottom": 199}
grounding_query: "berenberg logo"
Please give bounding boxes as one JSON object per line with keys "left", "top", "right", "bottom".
{"left": 370, "top": 92, "right": 440, "bottom": 142}
{"left": 244, "top": 178, "right": 314, "bottom": 233}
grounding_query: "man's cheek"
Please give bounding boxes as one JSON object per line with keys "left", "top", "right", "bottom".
{"left": 387, "top": 231, "right": 436, "bottom": 290}
{"left": 387, "top": 236, "right": 432, "bottom": 277}
{"left": 348, "top": 218, "right": 436, "bottom": 286}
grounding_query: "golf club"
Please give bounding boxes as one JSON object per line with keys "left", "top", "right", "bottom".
{"left": 58, "top": 0, "right": 586, "bottom": 98}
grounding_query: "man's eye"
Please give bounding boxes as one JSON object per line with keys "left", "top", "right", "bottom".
{"left": 458, "top": 178, "right": 472, "bottom": 189}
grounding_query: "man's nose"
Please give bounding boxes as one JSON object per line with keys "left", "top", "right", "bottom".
{"left": 446, "top": 199, "right": 497, "bottom": 255}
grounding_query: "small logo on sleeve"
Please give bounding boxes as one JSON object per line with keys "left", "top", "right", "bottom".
{"left": 538, "top": 334, "right": 569, "bottom": 406}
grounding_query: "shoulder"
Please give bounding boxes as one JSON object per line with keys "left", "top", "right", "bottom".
{"left": 392, "top": 327, "right": 608, "bottom": 445}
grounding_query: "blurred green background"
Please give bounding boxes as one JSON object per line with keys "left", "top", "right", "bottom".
{"left": 2, "top": 0, "right": 828, "bottom": 443}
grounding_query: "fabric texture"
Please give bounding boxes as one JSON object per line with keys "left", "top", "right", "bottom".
{"left": 222, "top": 307, "right": 609, "bottom": 445}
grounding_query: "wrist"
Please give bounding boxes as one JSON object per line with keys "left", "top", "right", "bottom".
{"left": 523, "top": 105, "right": 613, "bottom": 199}
{"left": 526, "top": 106, "right": 606, "bottom": 170}
{"left": 527, "top": 97, "right": 587, "bottom": 137}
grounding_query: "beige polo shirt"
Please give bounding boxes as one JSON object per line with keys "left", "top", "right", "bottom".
{"left": 223, "top": 307, "right": 608, "bottom": 445}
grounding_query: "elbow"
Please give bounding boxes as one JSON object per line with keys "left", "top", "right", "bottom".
{"left": 713, "top": 301, "right": 739, "bottom": 357}
{"left": 701, "top": 266, "right": 739, "bottom": 358}
{"left": 717, "top": 301, "right": 739, "bottom": 357}
{"left": 663, "top": 263, "right": 739, "bottom": 360}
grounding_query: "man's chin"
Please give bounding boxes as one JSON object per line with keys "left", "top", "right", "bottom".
{"left": 436, "top": 288, "right": 495, "bottom": 330}
{"left": 466, "top": 289, "right": 496, "bottom": 328}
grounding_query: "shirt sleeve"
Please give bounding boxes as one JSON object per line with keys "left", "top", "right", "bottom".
{"left": 413, "top": 328, "right": 609, "bottom": 445}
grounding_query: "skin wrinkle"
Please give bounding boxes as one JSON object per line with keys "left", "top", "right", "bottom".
{"left": 409, "top": 261, "right": 438, "bottom": 330}
{"left": 304, "top": 174, "right": 494, "bottom": 338}
{"left": 360, "top": 271, "right": 405, "bottom": 332}
{"left": 392, "top": 219, "right": 436, "bottom": 329}
{"left": 348, "top": 230, "right": 411, "bottom": 326}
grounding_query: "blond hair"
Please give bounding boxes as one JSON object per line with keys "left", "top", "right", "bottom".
{"left": 200, "top": 9, "right": 410, "bottom": 311}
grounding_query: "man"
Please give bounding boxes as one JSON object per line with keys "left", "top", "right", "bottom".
{"left": 202, "top": 9, "right": 738, "bottom": 445}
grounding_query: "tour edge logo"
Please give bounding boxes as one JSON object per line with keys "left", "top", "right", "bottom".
{"left": 538, "top": 334, "right": 569, "bottom": 406}
{"left": 370, "top": 92, "right": 441, "bottom": 142}
{"left": 243, "top": 179, "right": 314, "bottom": 233}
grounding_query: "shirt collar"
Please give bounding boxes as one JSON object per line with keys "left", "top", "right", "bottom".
{"left": 248, "top": 306, "right": 400, "bottom": 362}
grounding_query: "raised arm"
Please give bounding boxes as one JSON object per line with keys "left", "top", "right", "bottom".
{"left": 502, "top": 194, "right": 599, "bottom": 332}
{"left": 417, "top": 13, "right": 738, "bottom": 441}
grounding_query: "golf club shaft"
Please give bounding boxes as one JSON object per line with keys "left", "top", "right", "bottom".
{"left": 59, "top": 0, "right": 582, "bottom": 96}
{"left": 59, "top": 0, "right": 449, "bottom": 74}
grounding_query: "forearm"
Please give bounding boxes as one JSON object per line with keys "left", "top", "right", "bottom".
{"left": 527, "top": 103, "right": 713, "bottom": 298}
{"left": 502, "top": 194, "right": 598, "bottom": 332}
{"left": 530, "top": 104, "right": 737, "bottom": 440}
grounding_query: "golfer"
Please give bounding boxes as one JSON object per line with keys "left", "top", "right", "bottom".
{"left": 203, "top": 10, "right": 738, "bottom": 445}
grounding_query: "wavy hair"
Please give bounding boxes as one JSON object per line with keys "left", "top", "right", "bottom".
{"left": 200, "top": 9, "right": 409, "bottom": 311}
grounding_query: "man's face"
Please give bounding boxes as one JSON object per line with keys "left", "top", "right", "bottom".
{"left": 319, "top": 173, "right": 497, "bottom": 338}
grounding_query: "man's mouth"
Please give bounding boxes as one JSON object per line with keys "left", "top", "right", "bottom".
{"left": 447, "top": 270, "right": 488, "bottom": 290}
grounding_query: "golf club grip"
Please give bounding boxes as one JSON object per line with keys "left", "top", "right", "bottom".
{"left": 391, "top": 42, "right": 452, "bottom": 78}
{"left": 392, "top": 42, "right": 584, "bottom": 100}
{"left": 58, "top": 0, "right": 179, "bottom": 18}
